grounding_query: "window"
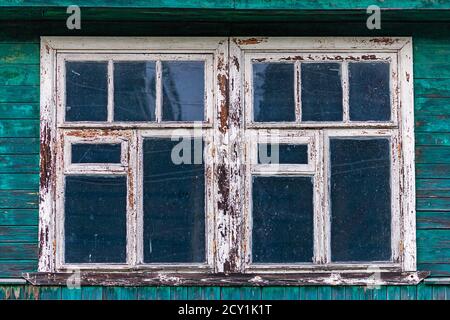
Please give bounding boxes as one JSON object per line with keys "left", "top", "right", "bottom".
{"left": 37, "top": 37, "right": 420, "bottom": 285}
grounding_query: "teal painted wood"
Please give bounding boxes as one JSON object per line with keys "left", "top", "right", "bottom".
{"left": 330, "top": 287, "right": 346, "bottom": 300}
{"left": 0, "top": 209, "right": 38, "bottom": 225}
{"left": 222, "top": 287, "right": 244, "bottom": 300}
{"left": 81, "top": 286, "right": 103, "bottom": 300}
{"left": 239, "top": 287, "right": 261, "bottom": 300}
{"left": 386, "top": 286, "right": 401, "bottom": 300}
{"left": 317, "top": 286, "right": 332, "bottom": 300}
{"left": 299, "top": 287, "right": 318, "bottom": 300}
{"left": 0, "top": 103, "right": 39, "bottom": 119}
{"left": 371, "top": 287, "right": 387, "bottom": 300}
{"left": 417, "top": 283, "right": 433, "bottom": 300}
{"left": 171, "top": 286, "right": 188, "bottom": 300}
{"left": 38, "top": 286, "right": 62, "bottom": 300}
{"left": 61, "top": 287, "right": 82, "bottom": 300}
{"left": 432, "top": 286, "right": 447, "bottom": 300}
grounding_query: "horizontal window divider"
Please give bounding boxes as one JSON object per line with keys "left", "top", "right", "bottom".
{"left": 64, "top": 166, "right": 128, "bottom": 175}
{"left": 251, "top": 168, "right": 315, "bottom": 176}
{"left": 57, "top": 122, "right": 214, "bottom": 129}
{"left": 246, "top": 123, "right": 398, "bottom": 129}
{"left": 23, "top": 271, "right": 430, "bottom": 287}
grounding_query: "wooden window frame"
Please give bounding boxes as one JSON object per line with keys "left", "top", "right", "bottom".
{"left": 33, "top": 37, "right": 426, "bottom": 286}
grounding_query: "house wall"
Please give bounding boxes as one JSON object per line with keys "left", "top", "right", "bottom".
{"left": 0, "top": 5, "right": 449, "bottom": 299}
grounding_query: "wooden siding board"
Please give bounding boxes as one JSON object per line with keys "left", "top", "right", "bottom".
{"left": 81, "top": 286, "right": 103, "bottom": 300}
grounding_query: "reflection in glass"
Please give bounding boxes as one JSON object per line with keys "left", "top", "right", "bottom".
{"left": 253, "top": 63, "right": 295, "bottom": 122}
{"left": 66, "top": 62, "right": 108, "bottom": 121}
{"left": 114, "top": 62, "right": 156, "bottom": 121}
{"left": 71, "top": 144, "right": 122, "bottom": 164}
{"left": 162, "top": 61, "right": 205, "bottom": 121}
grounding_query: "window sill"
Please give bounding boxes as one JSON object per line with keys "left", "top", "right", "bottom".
{"left": 23, "top": 271, "right": 430, "bottom": 287}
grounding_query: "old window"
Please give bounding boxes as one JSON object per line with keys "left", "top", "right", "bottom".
{"left": 37, "top": 37, "right": 419, "bottom": 285}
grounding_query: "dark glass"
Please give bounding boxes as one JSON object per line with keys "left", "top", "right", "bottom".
{"left": 330, "top": 138, "right": 391, "bottom": 262}
{"left": 66, "top": 62, "right": 108, "bottom": 121}
{"left": 143, "top": 138, "right": 205, "bottom": 263}
{"left": 349, "top": 62, "right": 391, "bottom": 121}
{"left": 162, "top": 61, "right": 205, "bottom": 121}
{"left": 65, "top": 176, "right": 127, "bottom": 263}
{"left": 301, "top": 63, "right": 343, "bottom": 121}
{"left": 258, "top": 144, "right": 308, "bottom": 164}
{"left": 253, "top": 63, "right": 295, "bottom": 122}
{"left": 252, "top": 176, "right": 314, "bottom": 263}
{"left": 71, "top": 144, "right": 121, "bottom": 164}
{"left": 114, "top": 62, "right": 156, "bottom": 121}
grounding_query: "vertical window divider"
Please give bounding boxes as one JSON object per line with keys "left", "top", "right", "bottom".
{"left": 135, "top": 132, "right": 144, "bottom": 265}
{"left": 295, "top": 61, "right": 302, "bottom": 123}
{"left": 321, "top": 129, "right": 331, "bottom": 264}
{"left": 107, "top": 60, "right": 114, "bottom": 123}
{"left": 155, "top": 60, "right": 162, "bottom": 122}
{"left": 127, "top": 130, "right": 139, "bottom": 267}
{"left": 342, "top": 61, "right": 350, "bottom": 123}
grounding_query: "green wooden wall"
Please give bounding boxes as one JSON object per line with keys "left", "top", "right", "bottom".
{"left": 0, "top": 5, "right": 449, "bottom": 299}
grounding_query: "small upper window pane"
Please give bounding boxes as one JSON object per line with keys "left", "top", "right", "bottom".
{"left": 349, "top": 62, "right": 391, "bottom": 121}
{"left": 253, "top": 63, "right": 295, "bottom": 122}
{"left": 162, "top": 61, "right": 205, "bottom": 121}
{"left": 114, "top": 62, "right": 156, "bottom": 122}
{"left": 301, "top": 63, "right": 343, "bottom": 122}
{"left": 258, "top": 144, "right": 308, "bottom": 164}
{"left": 71, "top": 144, "right": 121, "bottom": 164}
{"left": 66, "top": 62, "right": 108, "bottom": 122}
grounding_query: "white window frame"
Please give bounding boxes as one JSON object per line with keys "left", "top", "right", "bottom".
{"left": 38, "top": 37, "right": 417, "bottom": 283}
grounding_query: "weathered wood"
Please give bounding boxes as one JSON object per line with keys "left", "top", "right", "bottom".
{"left": 0, "top": 243, "right": 37, "bottom": 260}
{"left": 0, "top": 190, "right": 38, "bottom": 209}
{"left": 23, "top": 271, "right": 430, "bottom": 287}
{"left": 0, "top": 226, "right": 38, "bottom": 242}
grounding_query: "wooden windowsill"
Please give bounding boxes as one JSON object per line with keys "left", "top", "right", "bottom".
{"left": 23, "top": 271, "right": 430, "bottom": 287}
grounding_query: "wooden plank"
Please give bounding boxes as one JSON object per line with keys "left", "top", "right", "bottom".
{"left": 0, "top": 260, "right": 36, "bottom": 277}
{"left": 417, "top": 211, "right": 450, "bottom": 229}
{"left": 170, "top": 286, "right": 188, "bottom": 300}
{"left": 418, "top": 263, "right": 450, "bottom": 277}
{"left": 415, "top": 78, "right": 450, "bottom": 99}
{"left": 415, "top": 98, "right": 450, "bottom": 116}
{"left": 0, "top": 190, "right": 38, "bottom": 209}
{"left": 222, "top": 287, "right": 243, "bottom": 300}
{"left": 0, "top": 138, "right": 39, "bottom": 154}
{"left": 415, "top": 115, "right": 450, "bottom": 133}
{"left": 155, "top": 287, "right": 170, "bottom": 300}
{"left": 0, "top": 86, "right": 38, "bottom": 103}
{"left": 417, "top": 283, "right": 433, "bottom": 300}
{"left": 119, "top": 287, "right": 138, "bottom": 300}
{"left": 400, "top": 285, "right": 417, "bottom": 300}
{"left": 261, "top": 287, "right": 287, "bottom": 300}
{"left": 137, "top": 287, "right": 157, "bottom": 300}
{"left": 432, "top": 286, "right": 447, "bottom": 300}
{"left": 0, "top": 119, "right": 39, "bottom": 137}
{"left": 0, "top": 242, "right": 37, "bottom": 259}
{"left": 186, "top": 286, "right": 204, "bottom": 300}
{"left": 0, "top": 44, "right": 38, "bottom": 64}
{"left": 330, "top": 287, "right": 346, "bottom": 300}
{"left": 0, "top": 103, "right": 39, "bottom": 119}
{"left": 23, "top": 271, "right": 430, "bottom": 287}
{"left": 38, "top": 286, "right": 61, "bottom": 300}
{"left": 417, "top": 179, "right": 450, "bottom": 191}
{"left": 81, "top": 286, "right": 103, "bottom": 300}
{"left": 0, "top": 155, "right": 39, "bottom": 173}
{"left": 0, "top": 226, "right": 38, "bottom": 242}
{"left": 345, "top": 286, "right": 364, "bottom": 300}
{"left": 299, "top": 286, "right": 317, "bottom": 300}
{"left": 416, "top": 133, "right": 450, "bottom": 147}
{"left": 417, "top": 198, "right": 450, "bottom": 211}
{"left": 371, "top": 287, "right": 387, "bottom": 300}
{"left": 61, "top": 287, "right": 82, "bottom": 300}
{"left": 416, "top": 164, "right": 450, "bottom": 179}
{"left": 317, "top": 286, "right": 332, "bottom": 300}
{"left": 386, "top": 286, "right": 401, "bottom": 300}
{"left": 102, "top": 287, "right": 120, "bottom": 300}
{"left": 0, "top": 209, "right": 38, "bottom": 225}
{"left": 0, "top": 173, "right": 39, "bottom": 190}
{"left": 0, "top": 65, "right": 39, "bottom": 86}
{"left": 239, "top": 287, "right": 261, "bottom": 300}
{"left": 417, "top": 229, "right": 450, "bottom": 264}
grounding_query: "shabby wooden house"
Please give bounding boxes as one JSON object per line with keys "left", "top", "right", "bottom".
{"left": 0, "top": 1, "right": 449, "bottom": 300}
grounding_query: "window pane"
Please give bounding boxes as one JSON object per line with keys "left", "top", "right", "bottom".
{"left": 330, "top": 138, "right": 391, "bottom": 262}
{"left": 143, "top": 138, "right": 205, "bottom": 263}
{"left": 65, "top": 176, "right": 127, "bottom": 263}
{"left": 66, "top": 62, "right": 108, "bottom": 121}
{"left": 252, "top": 176, "right": 313, "bottom": 263}
{"left": 349, "top": 62, "right": 391, "bottom": 121}
{"left": 114, "top": 62, "right": 156, "bottom": 121}
{"left": 258, "top": 144, "right": 308, "bottom": 164}
{"left": 162, "top": 61, "right": 204, "bottom": 121}
{"left": 71, "top": 144, "right": 121, "bottom": 164}
{"left": 253, "top": 63, "right": 295, "bottom": 122}
{"left": 301, "top": 63, "right": 343, "bottom": 121}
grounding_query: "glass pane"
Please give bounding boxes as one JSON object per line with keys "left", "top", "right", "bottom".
{"left": 330, "top": 138, "right": 391, "bottom": 262}
{"left": 114, "top": 62, "right": 156, "bottom": 121}
{"left": 65, "top": 176, "right": 127, "bottom": 263}
{"left": 162, "top": 61, "right": 205, "bottom": 121}
{"left": 258, "top": 144, "right": 308, "bottom": 164}
{"left": 301, "top": 63, "right": 343, "bottom": 121}
{"left": 349, "top": 62, "right": 391, "bottom": 121}
{"left": 66, "top": 62, "right": 108, "bottom": 121}
{"left": 143, "top": 138, "right": 205, "bottom": 263}
{"left": 252, "top": 176, "right": 313, "bottom": 263}
{"left": 253, "top": 63, "right": 295, "bottom": 122}
{"left": 71, "top": 144, "right": 121, "bottom": 164}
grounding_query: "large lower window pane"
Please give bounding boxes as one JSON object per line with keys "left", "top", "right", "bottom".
{"left": 65, "top": 176, "right": 127, "bottom": 263}
{"left": 143, "top": 138, "right": 205, "bottom": 263}
{"left": 301, "top": 63, "right": 343, "bottom": 121}
{"left": 66, "top": 62, "right": 108, "bottom": 121}
{"left": 349, "top": 62, "right": 391, "bottom": 121}
{"left": 252, "top": 176, "right": 313, "bottom": 263}
{"left": 162, "top": 61, "right": 205, "bottom": 121}
{"left": 330, "top": 138, "right": 391, "bottom": 262}
{"left": 253, "top": 63, "right": 295, "bottom": 122}
{"left": 114, "top": 62, "right": 156, "bottom": 121}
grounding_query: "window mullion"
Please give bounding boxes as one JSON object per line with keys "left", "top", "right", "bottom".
{"left": 155, "top": 60, "right": 162, "bottom": 122}
{"left": 321, "top": 129, "right": 331, "bottom": 264}
{"left": 342, "top": 61, "right": 350, "bottom": 123}
{"left": 107, "top": 60, "right": 114, "bottom": 123}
